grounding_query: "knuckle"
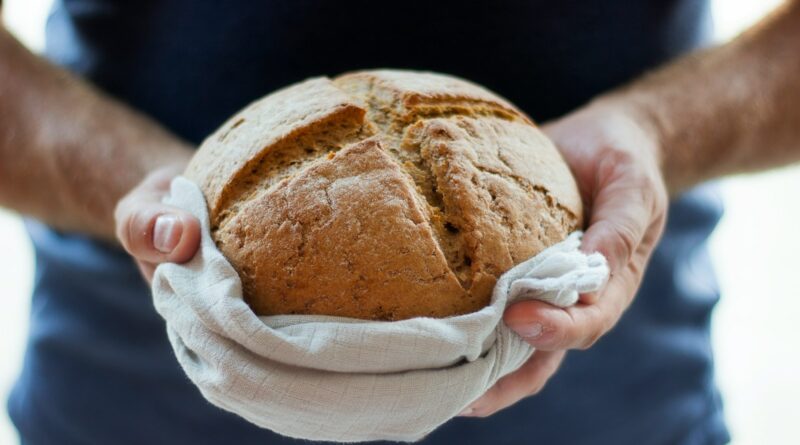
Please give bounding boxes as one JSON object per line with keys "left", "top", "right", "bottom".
{"left": 544, "top": 314, "right": 579, "bottom": 350}
{"left": 114, "top": 195, "right": 135, "bottom": 231}
{"left": 576, "top": 309, "right": 609, "bottom": 350}
{"left": 654, "top": 180, "right": 668, "bottom": 204}
{"left": 631, "top": 174, "right": 661, "bottom": 210}
{"left": 602, "top": 145, "right": 636, "bottom": 167}
{"left": 493, "top": 377, "right": 511, "bottom": 395}
{"left": 473, "top": 409, "right": 496, "bottom": 419}
{"left": 125, "top": 208, "right": 158, "bottom": 254}
{"left": 113, "top": 206, "right": 126, "bottom": 238}
{"left": 608, "top": 222, "right": 638, "bottom": 265}
{"left": 545, "top": 323, "right": 570, "bottom": 350}
{"left": 603, "top": 314, "right": 619, "bottom": 335}
{"left": 116, "top": 210, "right": 138, "bottom": 250}
{"left": 648, "top": 180, "right": 669, "bottom": 215}
{"left": 114, "top": 190, "right": 152, "bottom": 244}
{"left": 113, "top": 196, "right": 128, "bottom": 221}
{"left": 596, "top": 148, "right": 635, "bottom": 184}
{"left": 527, "top": 379, "right": 547, "bottom": 395}
{"left": 578, "top": 329, "right": 603, "bottom": 350}
{"left": 631, "top": 171, "right": 655, "bottom": 190}
{"left": 653, "top": 197, "right": 669, "bottom": 230}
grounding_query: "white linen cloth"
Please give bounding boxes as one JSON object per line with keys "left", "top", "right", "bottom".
{"left": 152, "top": 177, "right": 609, "bottom": 443}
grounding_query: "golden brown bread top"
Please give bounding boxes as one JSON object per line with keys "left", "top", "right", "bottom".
{"left": 185, "top": 70, "right": 583, "bottom": 320}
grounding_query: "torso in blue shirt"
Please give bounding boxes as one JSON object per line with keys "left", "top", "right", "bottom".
{"left": 8, "top": 1, "right": 729, "bottom": 444}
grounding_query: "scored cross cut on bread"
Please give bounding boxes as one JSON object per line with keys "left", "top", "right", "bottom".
{"left": 185, "top": 69, "right": 583, "bottom": 321}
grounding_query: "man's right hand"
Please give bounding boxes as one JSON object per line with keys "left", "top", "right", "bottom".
{"left": 115, "top": 166, "right": 201, "bottom": 283}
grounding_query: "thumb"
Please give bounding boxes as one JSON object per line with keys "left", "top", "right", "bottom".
{"left": 114, "top": 174, "right": 201, "bottom": 265}
{"left": 116, "top": 203, "right": 201, "bottom": 265}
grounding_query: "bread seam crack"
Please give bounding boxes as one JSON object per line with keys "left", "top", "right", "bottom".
{"left": 213, "top": 109, "right": 369, "bottom": 234}
{"left": 329, "top": 77, "right": 550, "bottom": 293}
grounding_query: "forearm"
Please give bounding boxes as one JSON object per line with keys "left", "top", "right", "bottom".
{"left": 596, "top": 0, "right": 800, "bottom": 194}
{"left": 0, "top": 25, "right": 193, "bottom": 241}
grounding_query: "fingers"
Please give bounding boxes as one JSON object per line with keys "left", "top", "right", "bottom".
{"left": 578, "top": 155, "right": 666, "bottom": 309}
{"left": 458, "top": 351, "right": 566, "bottom": 418}
{"left": 504, "top": 262, "right": 637, "bottom": 350}
{"left": 114, "top": 171, "right": 201, "bottom": 267}
{"left": 505, "top": 226, "right": 663, "bottom": 351}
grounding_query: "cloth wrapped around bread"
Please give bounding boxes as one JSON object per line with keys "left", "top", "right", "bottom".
{"left": 185, "top": 70, "right": 583, "bottom": 321}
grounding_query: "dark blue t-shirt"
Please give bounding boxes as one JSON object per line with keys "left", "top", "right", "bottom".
{"left": 8, "top": 1, "right": 729, "bottom": 444}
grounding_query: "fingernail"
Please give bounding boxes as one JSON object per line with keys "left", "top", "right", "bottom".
{"left": 154, "top": 214, "right": 182, "bottom": 253}
{"left": 458, "top": 407, "right": 474, "bottom": 417}
{"left": 515, "top": 322, "right": 543, "bottom": 339}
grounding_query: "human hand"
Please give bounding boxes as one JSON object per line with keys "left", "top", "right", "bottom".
{"left": 115, "top": 165, "right": 201, "bottom": 283}
{"left": 460, "top": 101, "right": 669, "bottom": 417}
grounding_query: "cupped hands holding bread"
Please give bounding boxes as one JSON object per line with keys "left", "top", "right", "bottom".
{"left": 114, "top": 70, "right": 668, "bottom": 416}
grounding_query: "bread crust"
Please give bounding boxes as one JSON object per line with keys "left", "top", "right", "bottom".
{"left": 185, "top": 70, "right": 583, "bottom": 320}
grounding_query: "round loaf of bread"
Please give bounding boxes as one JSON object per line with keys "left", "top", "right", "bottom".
{"left": 185, "top": 70, "right": 583, "bottom": 321}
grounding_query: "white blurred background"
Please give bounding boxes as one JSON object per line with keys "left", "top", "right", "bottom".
{"left": 1, "top": 1, "right": 798, "bottom": 444}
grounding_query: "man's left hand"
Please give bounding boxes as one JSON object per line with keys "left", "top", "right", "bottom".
{"left": 460, "top": 100, "right": 668, "bottom": 417}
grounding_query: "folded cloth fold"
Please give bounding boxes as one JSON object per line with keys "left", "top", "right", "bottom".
{"left": 152, "top": 177, "right": 608, "bottom": 443}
